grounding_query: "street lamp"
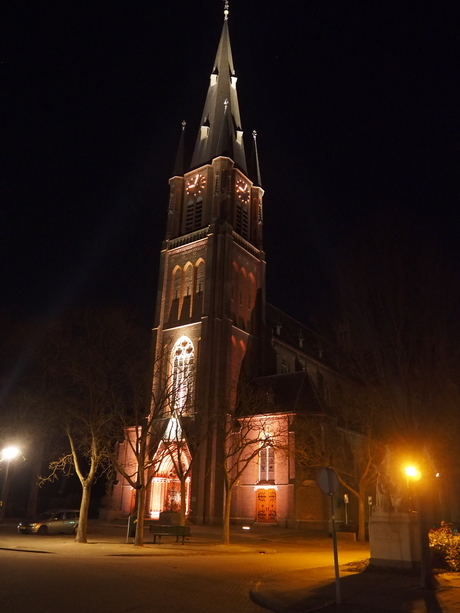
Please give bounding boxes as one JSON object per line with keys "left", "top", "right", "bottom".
{"left": 0, "top": 446, "right": 21, "bottom": 522}
{"left": 404, "top": 463, "right": 435, "bottom": 590}
{"left": 405, "top": 466, "right": 421, "bottom": 481}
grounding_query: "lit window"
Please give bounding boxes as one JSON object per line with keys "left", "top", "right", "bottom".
{"left": 259, "top": 442, "right": 275, "bottom": 482}
{"left": 171, "top": 337, "right": 195, "bottom": 415}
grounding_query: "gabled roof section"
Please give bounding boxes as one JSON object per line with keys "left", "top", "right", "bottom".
{"left": 252, "top": 371, "right": 328, "bottom": 416}
{"left": 190, "top": 5, "right": 247, "bottom": 172}
{"left": 266, "top": 303, "right": 338, "bottom": 368}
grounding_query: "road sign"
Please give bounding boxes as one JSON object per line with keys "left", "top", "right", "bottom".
{"left": 317, "top": 467, "right": 339, "bottom": 496}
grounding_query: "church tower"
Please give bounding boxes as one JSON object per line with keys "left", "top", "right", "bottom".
{"left": 151, "top": 4, "right": 266, "bottom": 524}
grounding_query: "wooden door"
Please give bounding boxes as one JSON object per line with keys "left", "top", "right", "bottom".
{"left": 256, "top": 488, "right": 277, "bottom": 523}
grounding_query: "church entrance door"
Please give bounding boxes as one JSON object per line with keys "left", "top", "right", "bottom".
{"left": 256, "top": 488, "right": 277, "bottom": 523}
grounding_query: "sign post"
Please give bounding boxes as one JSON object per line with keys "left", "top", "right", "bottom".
{"left": 318, "top": 467, "right": 341, "bottom": 604}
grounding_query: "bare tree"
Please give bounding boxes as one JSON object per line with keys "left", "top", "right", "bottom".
{"left": 108, "top": 347, "right": 184, "bottom": 546}
{"left": 40, "top": 307, "right": 148, "bottom": 543}
{"left": 336, "top": 213, "right": 460, "bottom": 518}
{"left": 294, "top": 399, "right": 383, "bottom": 542}
{"left": 219, "top": 385, "right": 288, "bottom": 545}
{"left": 159, "top": 407, "right": 204, "bottom": 527}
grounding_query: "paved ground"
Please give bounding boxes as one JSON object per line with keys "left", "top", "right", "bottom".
{"left": 1, "top": 519, "right": 459, "bottom": 613}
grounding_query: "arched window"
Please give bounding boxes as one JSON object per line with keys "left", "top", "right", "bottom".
{"left": 194, "top": 258, "right": 205, "bottom": 298}
{"left": 169, "top": 265, "right": 183, "bottom": 319}
{"left": 259, "top": 439, "right": 275, "bottom": 482}
{"left": 171, "top": 337, "right": 195, "bottom": 415}
{"left": 182, "top": 262, "right": 194, "bottom": 317}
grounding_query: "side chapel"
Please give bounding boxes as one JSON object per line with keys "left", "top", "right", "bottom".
{"left": 112, "top": 4, "right": 345, "bottom": 530}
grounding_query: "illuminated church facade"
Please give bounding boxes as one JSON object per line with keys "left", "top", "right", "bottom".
{"left": 112, "top": 5, "right": 342, "bottom": 529}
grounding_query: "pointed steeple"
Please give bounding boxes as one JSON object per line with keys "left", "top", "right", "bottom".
{"left": 172, "top": 120, "right": 186, "bottom": 177}
{"left": 191, "top": 3, "right": 247, "bottom": 173}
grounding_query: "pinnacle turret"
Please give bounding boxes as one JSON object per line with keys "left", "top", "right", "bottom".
{"left": 172, "top": 120, "right": 186, "bottom": 177}
{"left": 249, "top": 130, "right": 263, "bottom": 188}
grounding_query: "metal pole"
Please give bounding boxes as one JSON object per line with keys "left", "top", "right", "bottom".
{"left": 0, "top": 460, "right": 11, "bottom": 522}
{"left": 330, "top": 494, "right": 341, "bottom": 604}
{"left": 417, "top": 492, "right": 435, "bottom": 590}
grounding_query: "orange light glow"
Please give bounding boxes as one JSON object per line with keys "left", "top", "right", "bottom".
{"left": 405, "top": 466, "right": 421, "bottom": 481}
{"left": 1, "top": 446, "right": 20, "bottom": 461}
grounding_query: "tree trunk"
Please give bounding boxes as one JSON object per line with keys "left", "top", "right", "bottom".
{"left": 0, "top": 464, "right": 12, "bottom": 522}
{"left": 357, "top": 483, "right": 366, "bottom": 542}
{"left": 134, "top": 485, "right": 146, "bottom": 547}
{"left": 27, "top": 440, "right": 45, "bottom": 517}
{"left": 222, "top": 486, "right": 233, "bottom": 545}
{"left": 179, "top": 477, "right": 186, "bottom": 526}
{"left": 75, "top": 481, "right": 92, "bottom": 543}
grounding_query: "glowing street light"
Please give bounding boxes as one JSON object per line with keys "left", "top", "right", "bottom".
{"left": 1, "top": 446, "right": 21, "bottom": 462}
{"left": 404, "top": 466, "right": 421, "bottom": 481}
{"left": 0, "top": 445, "right": 22, "bottom": 522}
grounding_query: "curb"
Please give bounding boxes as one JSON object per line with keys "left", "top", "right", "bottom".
{"left": 250, "top": 577, "right": 335, "bottom": 613}
{"left": 250, "top": 579, "right": 285, "bottom": 613}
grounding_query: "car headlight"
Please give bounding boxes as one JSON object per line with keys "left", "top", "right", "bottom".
{"left": 29, "top": 523, "right": 37, "bottom": 528}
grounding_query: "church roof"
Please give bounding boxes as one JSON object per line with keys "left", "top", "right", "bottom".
{"left": 266, "top": 303, "right": 338, "bottom": 369}
{"left": 190, "top": 4, "right": 247, "bottom": 173}
{"left": 252, "top": 371, "right": 328, "bottom": 416}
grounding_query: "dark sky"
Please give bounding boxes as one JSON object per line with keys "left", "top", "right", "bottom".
{"left": 3, "top": 2, "right": 459, "bottom": 328}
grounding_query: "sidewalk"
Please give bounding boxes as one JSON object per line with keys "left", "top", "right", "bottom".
{"left": 2, "top": 520, "right": 460, "bottom": 611}
{"left": 252, "top": 565, "right": 460, "bottom": 613}
{"left": 0, "top": 519, "right": 281, "bottom": 557}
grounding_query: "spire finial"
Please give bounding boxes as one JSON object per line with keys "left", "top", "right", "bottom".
{"left": 224, "top": 1, "right": 229, "bottom": 21}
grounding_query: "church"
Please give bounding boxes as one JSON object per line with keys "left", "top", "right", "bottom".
{"left": 112, "top": 4, "right": 346, "bottom": 530}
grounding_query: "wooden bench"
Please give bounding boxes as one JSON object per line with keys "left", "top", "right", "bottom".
{"left": 149, "top": 524, "right": 190, "bottom": 544}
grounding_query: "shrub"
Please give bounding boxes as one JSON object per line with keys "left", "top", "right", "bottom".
{"left": 429, "top": 523, "right": 460, "bottom": 572}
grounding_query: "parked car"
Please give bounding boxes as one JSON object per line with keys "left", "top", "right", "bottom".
{"left": 18, "top": 509, "right": 80, "bottom": 535}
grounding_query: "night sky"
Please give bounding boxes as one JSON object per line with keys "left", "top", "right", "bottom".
{"left": 4, "top": 2, "right": 459, "bottom": 329}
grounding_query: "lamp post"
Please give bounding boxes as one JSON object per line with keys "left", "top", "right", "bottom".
{"left": 404, "top": 465, "right": 435, "bottom": 590}
{"left": 0, "top": 446, "right": 21, "bottom": 522}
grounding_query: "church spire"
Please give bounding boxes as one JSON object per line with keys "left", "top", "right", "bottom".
{"left": 190, "top": 2, "right": 247, "bottom": 173}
